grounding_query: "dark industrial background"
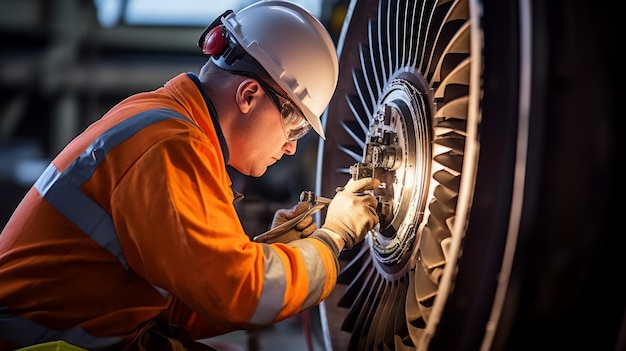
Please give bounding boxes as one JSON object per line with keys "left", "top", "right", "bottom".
{"left": 0, "top": 0, "right": 347, "bottom": 234}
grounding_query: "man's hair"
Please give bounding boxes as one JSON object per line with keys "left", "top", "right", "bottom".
{"left": 199, "top": 59, "right": 238, "bottom": 85}
{"left": 199, "top": 59, "right": 285, "bottom": 95}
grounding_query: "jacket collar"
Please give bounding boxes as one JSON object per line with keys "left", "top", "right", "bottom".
{"left": 163, "top": 72, "right": 230, "bottom": 164}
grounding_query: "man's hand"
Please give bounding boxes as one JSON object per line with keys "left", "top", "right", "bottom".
{"left": 321, "top": 177, "right": 380, "bottom": 249}
{"left": 268, "top": 202, "right": 317, "bottom": 243}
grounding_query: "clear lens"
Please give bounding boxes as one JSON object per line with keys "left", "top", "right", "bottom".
{"left": 275, "top": 95, "right": 311, "bottom": 141}
{"left": 229, "top": 72, "right": 313, "bottom": 141}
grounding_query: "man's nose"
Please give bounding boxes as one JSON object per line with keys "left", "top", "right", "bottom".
{"left": 283, "top": 140, "right": 297, "bottom": 155}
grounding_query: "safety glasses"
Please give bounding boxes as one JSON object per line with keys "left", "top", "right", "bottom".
{"left": 254, "top": 78, "right": 312, "bottom": 141}
{"left": 230, "top": 71, "right": 312, "bottom": 141}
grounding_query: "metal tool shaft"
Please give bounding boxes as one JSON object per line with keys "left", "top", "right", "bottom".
{"left": 299, "top": 191, "right": 332, "bottom": 204}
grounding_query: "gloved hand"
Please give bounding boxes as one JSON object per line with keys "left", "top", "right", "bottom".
{"left": 321, "top": 177, "right": 380, "bottom": 249}
{"left": 268, "top": 202, "right": 318, "bottom": 243}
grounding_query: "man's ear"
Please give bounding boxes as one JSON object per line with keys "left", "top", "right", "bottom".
{"left": 236, "top": 79, "right": 262, "bottom": 114}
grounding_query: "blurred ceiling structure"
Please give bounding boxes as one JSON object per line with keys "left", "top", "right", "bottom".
{"left": 0, "top": 0, "right": 336, "bottom": 154}
{"left": 0, "top": 0, "right": 345, "bottom": 225}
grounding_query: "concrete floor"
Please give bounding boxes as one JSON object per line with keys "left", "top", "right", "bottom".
{"left": 199, "top": 311, "right": 326, "bottom": 351}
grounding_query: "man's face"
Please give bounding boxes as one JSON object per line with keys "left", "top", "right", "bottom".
{"left": 228, "top": 88, "right": 299, "bottom": 177}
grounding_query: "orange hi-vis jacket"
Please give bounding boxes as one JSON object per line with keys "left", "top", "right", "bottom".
{"left": 0, "top": 73, "right": 340, "bottom": 350}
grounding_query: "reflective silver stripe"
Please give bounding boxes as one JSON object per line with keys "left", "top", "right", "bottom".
{"left": 35, "top": 163, "right": 127, "bottom": 269}
{"left": 19, "top": 110, "right": 196, "bottom": 344}
{"left": 151, "top": 284, "right": 170, "bottom": 299}
{"left": 250, "top": 245, "right": 287, "bottom": 324}
{"left": 250, "top": 241, "right": 330, "bottom": 324}
{"left": 34, "top": 109, "right": 189, "bottom": 272}
{"left": 0, "top": 307, "right": 121, "bottom": 349}
{"left": 285, "top": 240, "right": 327, "bottom": 309}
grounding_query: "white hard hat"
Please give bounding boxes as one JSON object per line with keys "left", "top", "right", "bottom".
{"left": 198, "top": 1, "right": 339, "bottom": 139}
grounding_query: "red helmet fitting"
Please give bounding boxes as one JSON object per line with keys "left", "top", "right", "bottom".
{"left": 200, "top": 26, "right": 227, "bottom": 56}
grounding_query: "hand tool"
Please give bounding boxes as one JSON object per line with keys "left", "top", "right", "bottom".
{"left": 299, "top": 190, "right": 332, "bottom": 205}
{"left": 252, "top": 191, "right": 331, "bottom": 243}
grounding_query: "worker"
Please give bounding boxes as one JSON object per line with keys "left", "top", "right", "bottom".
{"left": 0, "top": 1, "right": 380, "bottom": 350}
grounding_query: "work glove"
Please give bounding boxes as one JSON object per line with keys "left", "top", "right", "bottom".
{"left": 322, "top": 177, "right": 380, "bottom": 249}
{"left": 266, "top": 202, "right": 318, "bottom": 243}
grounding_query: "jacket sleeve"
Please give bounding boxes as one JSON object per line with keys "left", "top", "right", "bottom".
{"left": 110, "top": 132, "right": 340, "bottom": 337}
